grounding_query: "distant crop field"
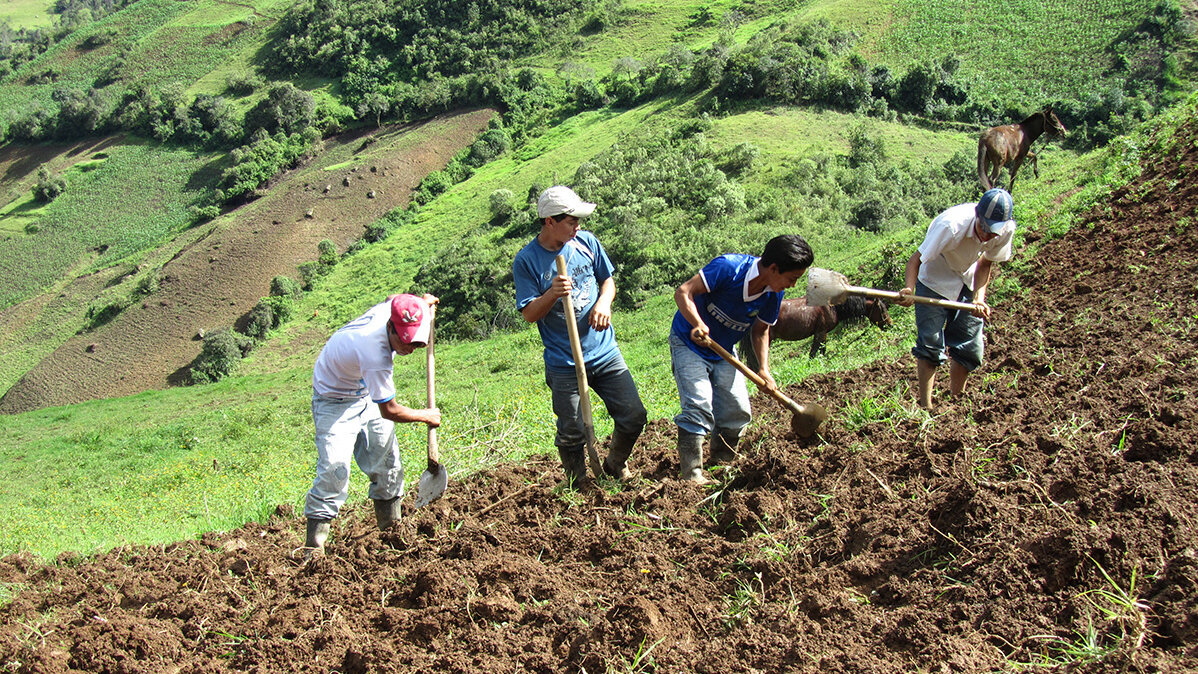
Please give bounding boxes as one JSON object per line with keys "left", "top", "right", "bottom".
{"left": 0, "top": 0, "right": 274, "bottom": 122}
{"left": 0, "top": 140, "right": 219, "bottom": 309}
{"left": 869, "top": 0, "right": 1159, "bottom": 103}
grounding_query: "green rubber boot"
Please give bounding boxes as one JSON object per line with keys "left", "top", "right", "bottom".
{"left": 677, "top": 430, "right": 709, "bottom": 484}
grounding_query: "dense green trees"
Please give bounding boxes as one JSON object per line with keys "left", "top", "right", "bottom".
{"left": 409, "top": 118, "right": 977, "bottom": 339}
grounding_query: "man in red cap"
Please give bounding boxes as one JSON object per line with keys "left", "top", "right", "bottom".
{"left": 302, "top": 293, "right": 441, "bottom": 555}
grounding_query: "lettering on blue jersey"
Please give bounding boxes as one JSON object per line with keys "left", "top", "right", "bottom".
{"left": 706, "top": 302, "right": 750, "bottom": 331}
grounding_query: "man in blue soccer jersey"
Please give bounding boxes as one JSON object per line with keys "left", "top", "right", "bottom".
{"left": 671, "top": 235, "right": 814, "bottom": 484}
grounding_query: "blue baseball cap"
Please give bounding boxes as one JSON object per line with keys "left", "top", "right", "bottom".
{"left": 976, "top": 188, "right": 1014, "bottom": 234}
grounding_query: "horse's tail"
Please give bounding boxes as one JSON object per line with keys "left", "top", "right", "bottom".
{"left": 737, "top": 332, "right": 761, "bottom": 374}
{"left": 976, "top": 137, "right": 992, "bottom": 190}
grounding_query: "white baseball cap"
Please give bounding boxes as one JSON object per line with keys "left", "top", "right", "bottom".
{"left": 537, "top": 186, "right": 596, "bottom": 219}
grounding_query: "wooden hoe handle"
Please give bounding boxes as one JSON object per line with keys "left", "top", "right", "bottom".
{"left": 555, "top": 255, "right": 605, "bottom": 480}
{"left": 426, "top": 305, "right": 439, "bottom": 465}
{"left": 849, "top": 285, "right": 978, "bottom": 313}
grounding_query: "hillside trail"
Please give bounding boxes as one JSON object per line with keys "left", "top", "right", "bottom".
{"left": 0, "top": 109, "right": 494, "bottom": 414}
{"left": 0, "top": 122, "right": 1196, "bottom": 671}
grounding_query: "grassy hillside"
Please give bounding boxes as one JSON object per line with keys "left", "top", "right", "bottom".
{"left": 0, "top": 139, "right": 219, "bottom": 309}
{"left": 0, "top": 91, "right": 1111, "bottom": 558}
{"left": 0, "top": 0, "right": 1189, "bottom": 559}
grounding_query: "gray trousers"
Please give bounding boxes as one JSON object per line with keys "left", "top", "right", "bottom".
{"left": 304, "top": 392, "right": 404, "bottom": 521}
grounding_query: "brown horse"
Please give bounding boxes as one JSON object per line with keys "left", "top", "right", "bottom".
{"left": 739, "top": 296, "right": 892, "bottom": 370}
{"left": 976, "top": 106, "right": 1067, "bottom": 193}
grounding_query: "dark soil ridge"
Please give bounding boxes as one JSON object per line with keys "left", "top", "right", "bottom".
{"left": 0, "top": 109, "right": 494, "bottom": 414}
{"left": 1, "top": 125, "right": 1197, "bottom": 672}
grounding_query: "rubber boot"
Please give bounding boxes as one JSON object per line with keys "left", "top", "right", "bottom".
{"left": 373, "top": 496, "right": 401, "bottom": 530}
{"left": 304, "top": 518, "right": 331, "bottom": 557}
{"left": 677, "top": 431, "right": 709, "bottom": 484}
{"left": 558, "top": 445, "right": 589, "bottom": 488}
{"left": 708, "top": 427, "right": 742, "bottom": 466}
{"left": 602, "top": 428, "right": 640, "bottom": 481}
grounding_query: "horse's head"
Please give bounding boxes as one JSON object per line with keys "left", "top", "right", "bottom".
{"left": 865, "top": 298, "right": 892, "bottom": 330}
{"left": 1043, "top": 106, "right": 1067, "bottom": 137}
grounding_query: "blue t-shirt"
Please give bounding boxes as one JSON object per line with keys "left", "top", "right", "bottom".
{"left": 513, "top": 231, "right": 619, "bottom": 370}
{"left": 671, "top": 254, "right": 783, "bottom": 361}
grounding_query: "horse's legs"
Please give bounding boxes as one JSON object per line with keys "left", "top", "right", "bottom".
{"left": 1029, "top": 151, "right": 1039, "bottom": 178}
{"left": 1008, "top": 158, "right": 1025, "bottom": 194}
{"left": 988, "top": 162, "right": 1003, "bottom": 190}
{"left": 809, "top": 331, "right": 827, "bottom": 358}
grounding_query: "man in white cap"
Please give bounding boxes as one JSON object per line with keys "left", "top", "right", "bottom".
{"left": 897, "top": 188, "right": 1016, "bottom": 409}
{"left": 512, "top": 186, "right": 647, "bottom": 487}
{"left": 302, "top": 293, "right": 441, "bottom": 555}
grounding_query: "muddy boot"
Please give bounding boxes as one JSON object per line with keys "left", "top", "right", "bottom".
{"left": 304, "top": 518, "right": 331, "bottom": 557}
{"left": 708, "top": 427, "right": 742, "bottom": 466}
{"left": 602, "top": 428, "right": 640, "bottom": 481}
{"left": 373, "top": 496, "right": 401, "bottom": 530}
{"left": 558, "top": 445, "right": 589, "bottom": 489}
{"left": 677, "top": 431, "right": 710, "bottom": 484}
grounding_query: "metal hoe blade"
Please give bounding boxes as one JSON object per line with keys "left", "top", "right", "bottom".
{"left": 414, "top": 462, "right": 448, "bottom": 508}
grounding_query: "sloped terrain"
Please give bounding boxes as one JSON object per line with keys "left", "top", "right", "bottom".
{"left": 0, "top": 109, "right": 494, "bottom": 413}
{"left": 0, "top": 119, "right": 1196, "bottom": 672}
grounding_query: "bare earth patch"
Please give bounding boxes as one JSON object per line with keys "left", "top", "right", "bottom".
{"left": 0, "top": 109, "right": 494, "bottom": 413}
{"left": 0, "top": 121, "right": 1196, "bottom": 671}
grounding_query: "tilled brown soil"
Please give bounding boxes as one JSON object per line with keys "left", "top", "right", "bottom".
{"left": 1, "top": 125, "right": 1197, "bottom": 671}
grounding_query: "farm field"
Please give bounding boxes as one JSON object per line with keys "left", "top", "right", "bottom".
{"left": 0, "top": 94, "right": 1194, "bottom": 671}
{"left": 0, "top": 0, "right": 1194, "bottom": 669}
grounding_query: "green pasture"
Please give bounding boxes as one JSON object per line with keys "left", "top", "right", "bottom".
{"left": 0, "top": 0, "right": 276, "bottom": 122}
{"left": 0, "top": 0, "right": 55, "bottom": 30}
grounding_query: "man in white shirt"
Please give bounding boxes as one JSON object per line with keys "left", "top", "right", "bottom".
{"left": 897, "top": 189, "right": 1016, "bottom": 409}
{"left": 303, "top": 293, "right": 441, "bottom": 555}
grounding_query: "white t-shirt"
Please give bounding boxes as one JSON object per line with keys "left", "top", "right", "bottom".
{"left": 917, "top": 202, "right": 1014, "bottom": 300}
{"left": 312, "top": 301, "right": 396, "bottom": 403}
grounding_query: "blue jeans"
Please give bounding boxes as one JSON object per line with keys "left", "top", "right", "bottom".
{"left": 911, "top": 281, "right": 984, "bottom": 371}
{"left": 304, "top": 392, "right": 405, "bottom": 521}
{"left": 546, "top": 351, "right": 647, "bottom": 450}
{"left": 669, "top": 332, "right": 751, "bottom": 436}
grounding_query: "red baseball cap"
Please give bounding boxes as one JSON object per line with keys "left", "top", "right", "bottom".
{"left": 389, "top": 294, "right": 432, "bottom": 346}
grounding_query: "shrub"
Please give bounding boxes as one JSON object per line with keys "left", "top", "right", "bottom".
{"left": 134, "top": 267, "right": 161, "bottom": 296}
{"left": 270, "top": 275, "right": 303, "bottom": 299}
{"left": 190, "top": 204, "right": 220, "bottom": 222}
{"left": 243, "top": 300, "right": 274, "bottom": 341}
{"left": 488, "top": 189, "right": 515, "bottom": 219}
{"left": 317, "top": 239, "right": 337, "bottom": 267}
{"left": 82, "top": 297, "right": 128, "bottom": 331}
{"left": 33, "top": 167, "right": 66, "bottom": 202}
{"left": 190, "top": 328, "right": 252, "bottom": 384}
{"left": 245, "top": 83, "right": 315, "bottom": 136}
{"left": 225, "top": 70, "right": 264, "bottom": 96}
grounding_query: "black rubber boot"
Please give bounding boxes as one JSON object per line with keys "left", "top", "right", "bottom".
{"left": 708, "top": 426, "right": 742, "bottom": 466}
{"left": 558, "top": 445, "right": 589, "bottom": 488}
{"left": 373, "top": 496, "right": 401, "bottom": 530}
{"left": 677, "top": 430, "right": 709, "bottom": 484}
{"left": 304, "top": 518, "right": 331, "bottom": 557}
{"left": 602, "top": 428, "right": 640, "bottom": 481}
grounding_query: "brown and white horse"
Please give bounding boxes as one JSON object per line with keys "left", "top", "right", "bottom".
{"left": 739, "top": 296, "right": 892, "bottom": 370}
